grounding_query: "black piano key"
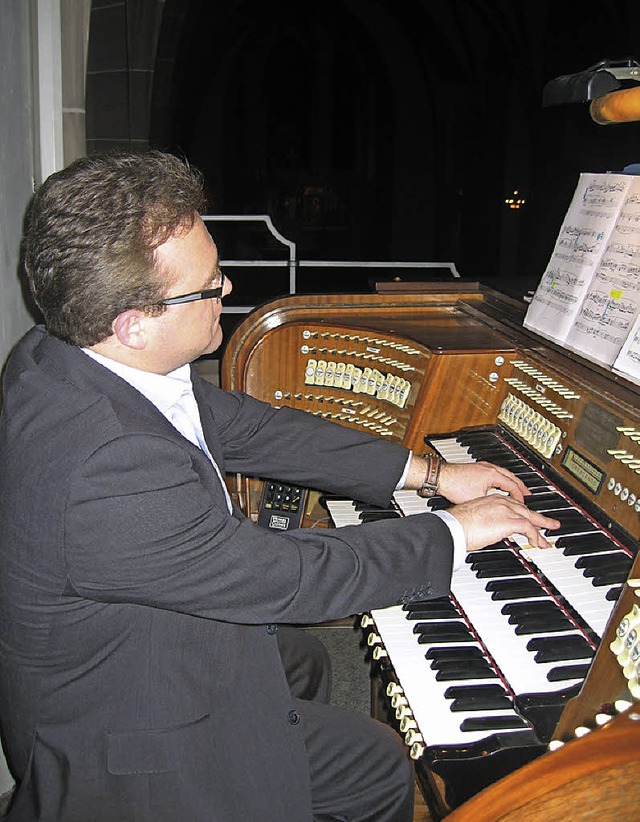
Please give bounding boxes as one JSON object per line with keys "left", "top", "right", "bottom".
{"left": 496, "top": 462, "right": 535, "bottom": 474}
{"left": 575, "top": 552, "right": 630, "bottom": 570}
{"left": 507, "top": 466, "right": 541, "bottom": 477}
{"left": 510, "top": 613, "right": 568, "bottom": 630}
{"left": 430, "top": 658, "right": 493, "bottom": 674}
{"left": 444, "top": 683, "right": 509, "bottom": 699}
{"left": 467, "top": 549, "right": 514, "bottom": 564}
{"left": 552, "top": 522, "right": 599, "bottom": 537}
{"left": 456, "top": 431, "right": 497, "bottom": 443}
{"left": 526, "top": 635, "right": 594, "bottom": 662}
{"left": 502, "top": 600, "right": 561, "bottom": 618}
{"left": 485, "top": 578, "right": 545, "bottom": 600}
{"left": 412, "top": 619, "right": 470, "bottom": 633}
{"left": 450, "top": 693, "right": 514, "bottom": 712}
{"left": 402, "top": 597, "right": 451, "bottom": 610}
{"left": 606, "top": 586, "right": 623, "bottom": 601}
{"left": 354, "top": 502, "right": 394, "bottom": 512}
{"left": 553, "top": 509, "right": 590, "bottom": 524}
{"left": 405, "top": 605, "right": 460, "bottom": 620}
{"left": 435, "top": 666, "right": 497, "bottom": 681}
{"left": 519, "top": 474, "right": 549, "bottom": 489}
{"left": 402, "top": 598, "right": 458, "bottom": 615}
{"left": 463, "top": 441, "right": 519, "bottom": 456}
{"left": 415, "top": 622, "right": 474, "bottom": 642}
{"left": 425, "top": 646, "right": 485, "bottom": 661}
{"left": 563, "top": 543, "right": 617, "bottom": 557}
{"left": 462, "top": 442, "right": 512, "bottom": 454}
{"left": 582, "top": 561, "right": 633, "bottom": 579}
{"left": 557, "top": 533, "right": 617, "bottom": 553}
{"left": 513, "top": 615, "right": 573, "bottom": 634}
{"left": 525, "top": 494, "right": 572, "bottom": 511}
{"left": 547, "top": 663, "right": 591, "bottom": 682}
{"left": 474, "top": 563, "right": 529, "bottom": 579}
{"left": 527, "top": 483, "right": 555, "bottom": 493}
{"left": 592, "top": 569, "right": 630, "bottom": 586}
{"left": 460, "top": 715, "right": 528, "bottom": 731}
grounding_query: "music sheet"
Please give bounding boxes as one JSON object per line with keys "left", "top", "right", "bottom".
{"left": 613, "top": 313, "right": 640, "bottom": 385}
{"left": 564, "top": 175, "right": 640, "bottom": 366}
{"left": 523, "top": 173, "right": 639, "bottom": 365}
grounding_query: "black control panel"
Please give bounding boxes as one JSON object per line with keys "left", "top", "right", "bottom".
{"left": 257, "top": 481, "right": 307, "bottom": 531}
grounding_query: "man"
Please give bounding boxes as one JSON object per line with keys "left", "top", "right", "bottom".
{"left": 0, "top": 151, "right": 558, "bottom": 821}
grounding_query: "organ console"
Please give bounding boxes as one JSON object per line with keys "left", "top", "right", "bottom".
{"left": 220, "top": 283, "right": 639, "bottom": 818}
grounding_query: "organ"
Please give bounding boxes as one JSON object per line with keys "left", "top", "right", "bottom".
{"left": 220, "top": 283, "right": 640, "bottom": 817}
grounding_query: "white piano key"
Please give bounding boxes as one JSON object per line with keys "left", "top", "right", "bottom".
{"left": 371, "top": 605, "right": 532, "bottom": 747}
{"left": 450, "top": 562, "right": 587, "bottom": 695}
{"left": 521, "top": 544, "right": 620, "bottom": 637}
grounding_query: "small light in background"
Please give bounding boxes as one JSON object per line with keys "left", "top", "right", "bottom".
{"left": 504, "top": 189, "right": 526, "bottom": 209}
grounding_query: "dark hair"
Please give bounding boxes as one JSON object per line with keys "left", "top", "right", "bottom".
{"left": 23, "top": 150, "right": 206, "bottom": 346}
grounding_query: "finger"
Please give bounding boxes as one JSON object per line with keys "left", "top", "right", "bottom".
{"left": 485, "top": 467, "right": 528, "bottom": 502}
{"left": 475, "top": 462, "right": 528, "bottom": 497}
{"left": 510, "top": 510, "right": 560, "bottom": 549}
{"left": 513, "top": 526, "right": 556, "bottom": 549}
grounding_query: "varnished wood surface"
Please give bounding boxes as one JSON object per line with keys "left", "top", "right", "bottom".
{"left": 221, "top": 286, "right": 498, "bottom": 391}
{"left": 442, "top": 705, "right": 640, "bottom": 821}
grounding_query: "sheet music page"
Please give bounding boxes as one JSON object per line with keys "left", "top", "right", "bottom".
{"left": 524, "top": 173, "right": 633, "bottom": 344}
{"left": 613, "top": 312, "right": 640, "bottom": 385}
{"left": 563, "top": 175, "right": 640, "bottom": 366}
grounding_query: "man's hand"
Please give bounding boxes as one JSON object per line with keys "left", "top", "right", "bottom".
{"left": 448, "top": 495, "right": 560, "bottom": 553}
{"left": 406, "top": 455, "right": 529, "bottom": 505}
{"left": 437, "top": 461, "right": 529, "bottom": 504}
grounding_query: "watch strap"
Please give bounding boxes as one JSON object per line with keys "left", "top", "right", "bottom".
{"left": 417, "top": 454, "right": 442, "bottom": 498}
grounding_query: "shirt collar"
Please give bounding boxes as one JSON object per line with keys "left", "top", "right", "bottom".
{"left": 82, "top": 349, "right": 193, "bottom": 415}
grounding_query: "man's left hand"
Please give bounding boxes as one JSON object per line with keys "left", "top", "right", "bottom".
{"left": 437, "top": 461, "right": 529, "bottom": 504}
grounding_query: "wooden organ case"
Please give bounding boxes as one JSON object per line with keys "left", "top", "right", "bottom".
{"left": 220, "top": 284, "right": 640, "bottom": 817}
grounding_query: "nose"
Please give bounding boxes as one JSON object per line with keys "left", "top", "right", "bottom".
{"left": 222, "top": 272, "right": 233, "bottom": 298}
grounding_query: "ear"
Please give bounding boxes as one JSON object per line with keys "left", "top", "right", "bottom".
{"left": 112, "top": 309, "right": 148, "bottom": 350}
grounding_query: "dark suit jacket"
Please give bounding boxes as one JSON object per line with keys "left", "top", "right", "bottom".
{"left": 0, "top": 327, "right": 454, "bottom": 821}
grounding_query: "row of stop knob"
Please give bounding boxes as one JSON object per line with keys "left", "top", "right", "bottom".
{"left": 361, "top": 614, "right": 426, "bottom": 760}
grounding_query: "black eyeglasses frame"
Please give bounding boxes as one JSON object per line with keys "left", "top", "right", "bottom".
{"left": 160, "top": 269, "right": 225, "bottom": 306}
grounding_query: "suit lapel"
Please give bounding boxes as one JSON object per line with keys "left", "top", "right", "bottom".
{"left": 34, "top": 330, "right": 182, "bottom": 439}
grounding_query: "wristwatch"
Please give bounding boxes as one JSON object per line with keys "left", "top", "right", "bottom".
{"left": 417, "top": 454, "right": 442, "bottom": 498}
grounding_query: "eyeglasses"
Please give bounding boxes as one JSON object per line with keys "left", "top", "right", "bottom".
{"left": 160, "top": 268, "right": 225, "bottom": 306}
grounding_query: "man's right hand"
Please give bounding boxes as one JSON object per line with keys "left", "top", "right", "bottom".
{"left": 448, "top": 495, "right": 560, "bottom": 553}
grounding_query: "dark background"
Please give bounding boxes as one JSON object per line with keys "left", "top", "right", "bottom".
{"left": 87, "top": 0, "right": 640, "bottom": 300}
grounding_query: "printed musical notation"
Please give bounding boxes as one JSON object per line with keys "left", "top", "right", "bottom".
{"left": 557, "top": 224, "right": 604, "bottom": 254}
{"left": 525, "top": 171, "right": 640, "bottom": 373}
{"left": 582, "top": 178, "right": 628, "bottom": 209}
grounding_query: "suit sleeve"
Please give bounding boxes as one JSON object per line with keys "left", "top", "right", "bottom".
{"left": 64, "top": 430, "right": 453, "bottom": 624}
{"left": 195, "top": 382, "right": 411, "bottom": 508}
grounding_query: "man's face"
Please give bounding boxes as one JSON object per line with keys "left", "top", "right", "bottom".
{"left": 150, "top": 216, "right": 232, "bottom": 371}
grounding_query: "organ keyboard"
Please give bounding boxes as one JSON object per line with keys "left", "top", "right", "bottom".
{"left": 325, "top": 425, "right": 634, "bottom": 805}
{"left": 221, "top": 283, "right": 639, "bottom": 816}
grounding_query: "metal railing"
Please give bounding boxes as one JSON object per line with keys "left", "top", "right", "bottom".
{"left": 202, "top": 214, "right": 460, "bottom": 315}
